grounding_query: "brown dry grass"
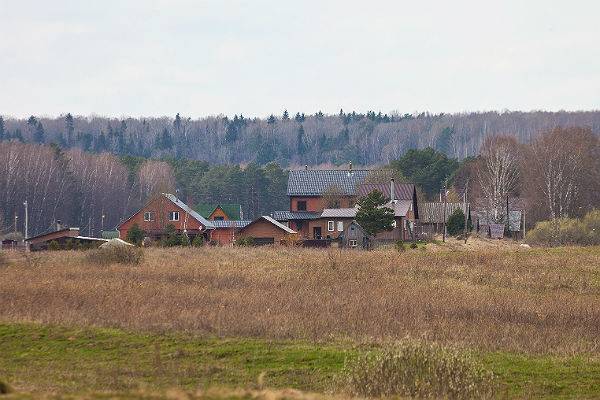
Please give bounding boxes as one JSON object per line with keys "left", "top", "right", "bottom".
{"left": 1, "top": 246, "right": 599, "bottom": 355}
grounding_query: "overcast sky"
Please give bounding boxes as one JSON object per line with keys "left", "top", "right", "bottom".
{"left": 1, "top": 0, "right": 599, "bottom": 119}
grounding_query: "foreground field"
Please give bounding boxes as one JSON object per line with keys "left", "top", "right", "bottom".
{"left": 1, "top": 246, "right": 600, "bottom": 398}
{"left": 1, "top": 323, "right": 600, "bottom": 399}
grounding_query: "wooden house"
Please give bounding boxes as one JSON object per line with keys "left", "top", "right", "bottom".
{"left": 117, "top": 193, "right": 214, "bottom": 242}
{"left": 210, "top": 219, "right": 252, "bottom": 245}
{"left": 238, "top": 216, "right": 297, "bottom": 245}
{"left": 26, "top": 226, "right": 107, "bottom": 251}
{"left": 338, "top": 221, "right": 369, "bottom": 249}
{"left": 196, "top": 204, "right": 243, "bottom": 221}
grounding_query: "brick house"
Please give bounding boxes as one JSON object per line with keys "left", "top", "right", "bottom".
{"left": 117, "top": 193, "right": 214, "bottom": 242}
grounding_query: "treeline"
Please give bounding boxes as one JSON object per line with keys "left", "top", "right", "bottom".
{"left": 0, "top": 142, "right": 287, "bottom": 237}
{"left": 392, "top": 127, "right": 600, "bottom": 227}
{"left": 1, "top": 110, "right": 600, "bottom": 166}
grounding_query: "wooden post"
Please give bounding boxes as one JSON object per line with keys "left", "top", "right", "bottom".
{"left": 463, "top": 180, "right": 469, "bottom": 244}
{"left": 442, "top": 180, "right": 447, "bottom": 243}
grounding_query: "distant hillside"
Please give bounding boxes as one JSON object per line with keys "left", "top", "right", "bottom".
{"left": 1, "top": 110, "right": 599, "bottom": 165}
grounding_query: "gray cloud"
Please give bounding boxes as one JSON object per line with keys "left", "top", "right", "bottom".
{"left": 1, "top": 0, "right": 598, "bottom": 118}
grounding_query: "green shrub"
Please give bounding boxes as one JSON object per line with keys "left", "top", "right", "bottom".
{"left": 126, "top": 223, "right": 146, "bottom": 246}
{"left": 192, "top": 235, "right": 204, "bottom": 247}
{"left": 236, "top": 236, "right": 254, "bottom": 246}
{"left": 395, "top": 240, "right": 405, "bottom": 252}
{"left": 178, "top": 233, "right": 190, "bottom": 246}
{"left": 161, "top": 224, "right": 181, "bottom": 247}
{"left": 409, "top": 242, "right": 418, "bottom": 249}
{"left": 48, "top": 240, "right": 60, "bottom": 251}
{"left": 85, "top": 245, "right": 143, "bottom": 266}
{"left": 447, "top": 209, "right": 466, "bottom": 236}
{"left": 340, "top": 339, "right": 496, "bottom": 399}
{"left": 526, "top": 211, "right": 600, "bottom": 247}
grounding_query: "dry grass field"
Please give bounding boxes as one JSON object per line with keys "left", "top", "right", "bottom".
{"left": 1, "top": 246, "right": 599, "bottom": 355}
{"left": 1, "top": 246, "right": 600, "bottom": 399}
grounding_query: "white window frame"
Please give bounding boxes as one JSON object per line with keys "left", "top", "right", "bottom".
{"left": 337, "top": 221, "right": 344, "bottom": 232}
{"left": 169, "top": 211, "right": 180, "bottom": 221}
{"left": 327, "top": 220, "right": 335, "bottom": 232}
{"left": 349, "top": 239, "right": 358, "bottom": 247}
{"left": 144, "top": 211, "right": 154, "bottom": 222}
{"left": 392, "top": 220, "right": 397, "bottom": 228}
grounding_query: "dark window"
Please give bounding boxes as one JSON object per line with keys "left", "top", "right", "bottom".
{"left": 214, "top": 216, "right": 224, "bottom": 221}
{"left": 295, "top": 221, "right": 303, "bottom": 230}
{"left": 297, "top": 201, "right": 307, "bottom": 211}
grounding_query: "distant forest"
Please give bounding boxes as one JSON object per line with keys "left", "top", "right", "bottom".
{"left": 2, "top": 110, "right": 600, "bottom": 166}
{"left": 1, "top": 110, "right": 600, "bottom": 238}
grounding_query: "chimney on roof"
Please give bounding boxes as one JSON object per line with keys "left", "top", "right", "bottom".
{"left": 56, "top": 220, "right": 62, "bottom": 231}
{"left": 304, "top": 164, "right": 308, "bottom": 170}
{"left": 349, "top": 161, "right": 353, "bottom": 171}
{"left": 390, "top": 178, "right": 396, "bottom": 203}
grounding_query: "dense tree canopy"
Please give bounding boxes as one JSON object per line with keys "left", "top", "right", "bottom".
{"left": 389, "top": 148, "right": 459, "bottom": 199}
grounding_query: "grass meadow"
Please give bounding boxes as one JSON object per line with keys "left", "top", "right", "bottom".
{"left": 1, "top": 246, "right": 600, "bottom": 398}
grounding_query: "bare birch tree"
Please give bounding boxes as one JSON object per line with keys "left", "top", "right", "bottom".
{"left": 476, "top": 135, "right": 520, "bottom": 223}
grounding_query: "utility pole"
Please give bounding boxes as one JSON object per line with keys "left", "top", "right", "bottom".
{"left": 23, "top": 200, "right": 28, "bottom": 240}
{"left": 442, "top": 179, "right": 448, "bottom": 243}
{"left": 14, "top": 214, "right": 18, "bottom": 234}
{"left": 463, "top": 180, "right": 469, "bottom": 244}
{"left": 101, "top": 214, "right": 105, "bottom": 234}
{"left": 506, "top": 195, "right": 510, "bottom": 238}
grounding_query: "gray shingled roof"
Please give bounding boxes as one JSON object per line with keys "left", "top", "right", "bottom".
{"left": 321, "top": 201, "right": 412, "bottom": 219}
{"left": 320, "top": 208, "right": 358, "bottom": 218}
{"left": 211, "top": 220, "right": 252, "bottom": 229}
{"left": 271, "top": 211, "right": 321, "bottom": 221}
{"left": 287, "top": 169, "right": 370, "bottom": 196}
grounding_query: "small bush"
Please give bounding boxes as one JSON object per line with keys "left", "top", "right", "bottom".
{"left": 340, "top": 339, "right": 496, "bottom": 399}
{"left": 178, "top": 233, "right": 190, "bottom": 247}
{"left": 447, "top": 209, "right": 466, "bottom": 236}
{"left": 0, "top": 252, "right": 8, "bottom": 268}
{"left": 48, "top": 240, "right": 60, "bottom": 251}
{"left": 526, "top": 211, "right": 600, "bottom": 247}
{"left": 86, "top": 245, "right": 143, "bottom": 266}
{"left": 409, "top": 242, "right": 418, "bottom": 249}
{"left": 395, "top": 240, "right": 405, "bottom": 252}
{"left": 236, "top": 236, "right": 254, "bottom": 246}
{"left": 192, "top": 235, "right": 204, "bottom": 247}
{"left": 126, "top": 223, "right": 146, "bottom": 246}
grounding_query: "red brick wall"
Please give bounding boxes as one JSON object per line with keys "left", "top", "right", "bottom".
{"left": 290, "top": 196, "right": 355, "bottom": 212}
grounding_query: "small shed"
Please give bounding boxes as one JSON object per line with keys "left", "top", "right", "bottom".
{"left": 339, "top": 221, "right": 369, "bottom": 249}
{"left": 238, "top": 216, "right": 297, "bottom": 245}
{"left": 26, "top": 227, "right": 108, "bottom": 251}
